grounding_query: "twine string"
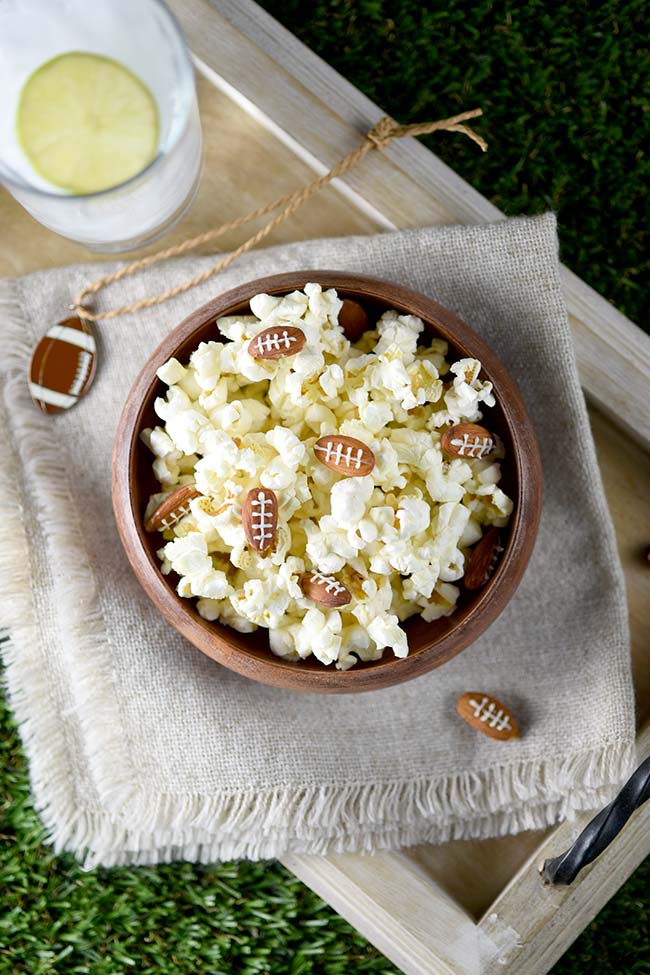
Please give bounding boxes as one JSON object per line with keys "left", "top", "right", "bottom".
{"left": 72, "top": 110, "right": 486, "bottom": 322}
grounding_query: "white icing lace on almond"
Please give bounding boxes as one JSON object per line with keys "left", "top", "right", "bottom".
{"left": 254, "top": 330, "right": 298, "bottom": 354}
{"left": 310, "top": 571, "right": 346, "bottom": 595}
{"left": 250, "top": 492, "right": 275, "bottom": 545}
{"left": 315, "top": 440, "right": 364, "bottom": 470}
{"left": 451, "top": 433, "right": 493, "bottom": 458}
{"left": 468, "top": 696, "right": 512, "bottom": 732}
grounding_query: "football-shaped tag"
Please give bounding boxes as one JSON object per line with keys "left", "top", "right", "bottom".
{"left": 242, "top": 487, "right": 278, "bottom": 553}
{"left": 464, "top": 527, "right": 503, "bottom": 590}
{"left": 338, "top": 299, "right": 369, "bottom": 342}
{"left": 145, "top": 485, "right": 201, "bottom": 532}
{"left": 300, "top": 570, "right": 351, "bottom": 608}
{"left": 248, "top": 326, "right": 306, "bottom": 360}
{"left": 441, "top": 423, "right": 495, "bottom": 460}
{"left": 29, "top": 316, "right": 97, "bottom": 414}
{"left": 456, "top": 692, "right": 519, "bottom": 740}
{"left": 313, "top": 435, "right": 375, "bottom": 477}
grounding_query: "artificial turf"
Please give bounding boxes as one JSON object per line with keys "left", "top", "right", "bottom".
{"left": 1, "top": 1, "right": 649, "bottom": 973}
{"left": 1, "top": 683, "right": 649, "bottom": 975}
{"left": 258, "top": 0, "right": 649, "bottom": 332}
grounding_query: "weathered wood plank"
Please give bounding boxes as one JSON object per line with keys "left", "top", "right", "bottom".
{"left": 479, "top": 726, "right": 650, "bottom": 975}
{"left": 282, "top": 850, "right": 481, "bottom": 975}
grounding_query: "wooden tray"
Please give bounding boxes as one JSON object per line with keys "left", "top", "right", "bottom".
{"left": 2, "top": 1, "right": 648, "bottom": 971}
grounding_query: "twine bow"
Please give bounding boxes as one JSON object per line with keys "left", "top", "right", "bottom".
{"left": 72, "top": 109, "right": 486, "bottom": 323}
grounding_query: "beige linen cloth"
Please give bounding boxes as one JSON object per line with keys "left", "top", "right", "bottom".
{"left": 0, "top": 214, "right": 635, "bottom": 868}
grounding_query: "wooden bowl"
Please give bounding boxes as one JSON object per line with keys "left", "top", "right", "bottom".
{"left": 113, "top": 271, "right": 542, "bottom": 693}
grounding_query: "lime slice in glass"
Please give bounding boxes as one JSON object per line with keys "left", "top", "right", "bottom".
{"left": 17, "top": 51, "right": 160, "bottom": 195}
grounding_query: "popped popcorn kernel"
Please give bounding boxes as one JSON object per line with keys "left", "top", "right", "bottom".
{"left": 144, "top": 285, "right": 513, "bottom": 668}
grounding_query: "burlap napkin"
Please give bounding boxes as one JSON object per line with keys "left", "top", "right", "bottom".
{"left": 0, "top": 214, "right": 635, "bottom": 868}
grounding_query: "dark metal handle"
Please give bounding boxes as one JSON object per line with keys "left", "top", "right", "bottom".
{"left": 541, "top": 755, "right": 650, "bottom": 886}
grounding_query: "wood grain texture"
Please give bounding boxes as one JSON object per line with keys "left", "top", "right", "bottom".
{"left": 0, "top": 75, "right": 378, "bottom": 276}
{"left": 403, "top": 829, "right": 548, "bottom": 920}
{"left": 112, "top": 271, "right": 542, "bottom": 694}
{"left": 477, "top": 725, "right": 650, "bottom": 975}
{"left": 172, "top": 0, "right": 650, "bottom": 450}
{"left": 590, "top": 407, "right": 650, "bottom": 725}
{"left": 282, "top": 850, "right": 482, "bottom": 975}
{"left": 283, "top": 728, "right": 650, "bottom": 975}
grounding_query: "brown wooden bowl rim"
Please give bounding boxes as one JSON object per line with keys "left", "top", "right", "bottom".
{"left": 112, "top": 270, "right": 542, "bottom": 693}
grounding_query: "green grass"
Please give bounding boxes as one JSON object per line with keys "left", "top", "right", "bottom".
{"left": 1, "top": 684, "right": 648, "bottom": 974}
{"left": 0, "top": 685, "right": 394, "bottom": 975}
{"left": 259, "top": 0, "right": 649, "bottom": 331}
{"left": 2, "top": 2, "right": 649, "bottom": 972}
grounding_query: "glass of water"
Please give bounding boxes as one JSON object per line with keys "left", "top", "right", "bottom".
{"left": 0, "top": 0, "right": 202, "bottom": 252}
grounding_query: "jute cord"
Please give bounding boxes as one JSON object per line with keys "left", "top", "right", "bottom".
{"left": 72, "top": 111, "right": 487, "bottom": 322}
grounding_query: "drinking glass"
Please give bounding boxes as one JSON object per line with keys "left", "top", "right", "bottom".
{"left": 0, "top": 0, "right": 202, "bottom": 252}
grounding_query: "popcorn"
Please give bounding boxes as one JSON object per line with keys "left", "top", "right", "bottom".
{"left": 367, "top": 614, "right": 409, "bottom": 658}
{"left": 145, "top": 285, "right": 513, "bottom": 670}
{"left": 156, "top": 357, "right": 187, "bottom": 386}
{"left": 396, "top": 496, "right": 431, "bottom": 539}
{"left": 265, "top": 426, "right": 307, "bottom": 468}
{"left": 163, "top": 534, "right": 233, "bottom": 600}
{"left": 319, "top": 363, "right": 345, "bottom": 400}
{"left": 428, "top": 357, "right": 496, "bottom": 428}
{"left": 294, "top": 607, "right": 343, "bottom": 665}
{"left": 329, "top": 476, "right": 374, "bottom": 529}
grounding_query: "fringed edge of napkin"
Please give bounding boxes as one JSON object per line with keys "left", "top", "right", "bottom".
{"left": 0, "top": 278, "right": 143, "bottom": 860}
{"left": 0, "top": 272, "right": 636, "bottom": 868}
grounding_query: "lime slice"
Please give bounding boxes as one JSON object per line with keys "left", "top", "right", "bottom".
{"left": 17, "top": 51, "right": 159, "bottom": 194}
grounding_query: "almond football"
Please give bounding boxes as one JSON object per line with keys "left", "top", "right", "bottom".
{"left": 300, "top": 570, "right": 351, "bottom": 608}
{"left": 441, "top": 423, "right": 495, "bottom": 460}
{"left": 248, "top": 325, "right": 306, "bottom": 360}
{"left": 242, "top": 487, "right": 278, "bottom": 554}
{"left": 313, "top": 435, "right": 375, "bottom": 477}
{"left": 145, "top": 485, "right": 201, "bottom": 533}
{"left": 456, "top": 692, "right": 519, "bottom": 740}
{"left": 464, "top": 527, "right": 503, "bottom": 590}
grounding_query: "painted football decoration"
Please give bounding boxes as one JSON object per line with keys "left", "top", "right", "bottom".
{"left": 300, "top": 570, "right": 351, "bottom": 608}
{"left": 441, "top": 423, "right": 495, "bottom": 460}
{"left": 145, "top": 485, "right": 201, "bottom": 533}
{"left": 248, "top": 325, "right": 306, "bottom": 360}
{"left": 29, "top": 316, "right": 97, "bottom": 414}
{"left": 313, "top": 435, "right": 375, "bottom": 477}
{"left": 242, "top": 487, "right": 278, "bottom": 554}
{"left": 456, "top": 692, "right": 519, "bottom": 740}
